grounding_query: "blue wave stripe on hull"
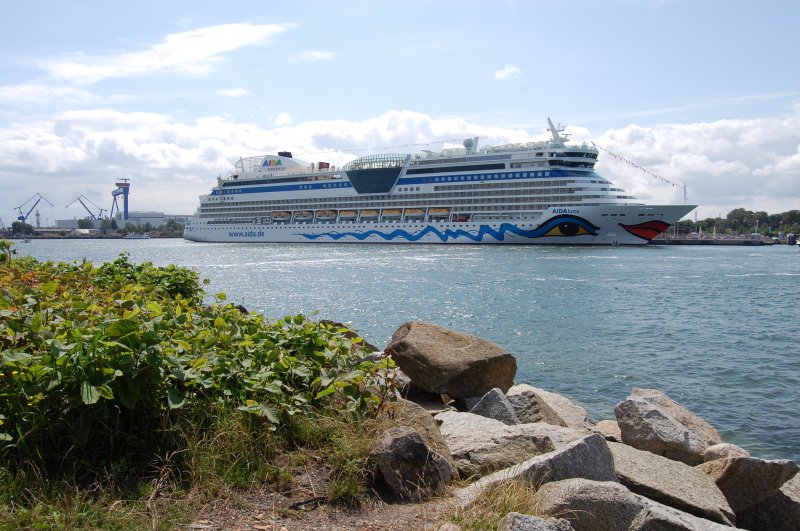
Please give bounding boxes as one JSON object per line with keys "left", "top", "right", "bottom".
{"left": 299, "top": 223, "right": 549, "bottom": 242}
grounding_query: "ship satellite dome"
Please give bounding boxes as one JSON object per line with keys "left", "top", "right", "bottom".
{"left": 463, "top": 138, "right": 474, "bottom": 149}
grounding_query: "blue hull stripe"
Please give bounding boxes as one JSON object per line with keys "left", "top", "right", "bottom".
{"left": 297, "top": 217, "right": 599, "bottom": 243}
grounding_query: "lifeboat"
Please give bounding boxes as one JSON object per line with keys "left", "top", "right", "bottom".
{"left": 405, "top": 208, "right": 425, "bottom": 218}
{"left": 339, "top": 210, "right": 358, "bottom": 219}
{"left": 381, "top": 209, "right": 401, "bottom": 218}
{"left": 360, "top": 209, "right": 379, "bottom": 219}
{"left": 294, "top": 210, "right": 313, "bottom": 221}
{"left": 317, "top": 210, "right": 337, "bottom": 220}
{"left": 429, "top": 208, "right": 450, "bottom": 218}
{"left": 273, "top": 211, "right": 291, "bottom": 221}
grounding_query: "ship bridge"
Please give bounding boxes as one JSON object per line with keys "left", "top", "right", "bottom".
{"left": 342, "top": 153, "right": 409, "bottom": 194}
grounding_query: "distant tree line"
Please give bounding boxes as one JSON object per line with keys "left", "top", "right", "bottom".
{"left": 677, "top": 208, "right": 800, "bottom": 236}
{"left": 5, "top": 218, "right": 185, "bottom": 236}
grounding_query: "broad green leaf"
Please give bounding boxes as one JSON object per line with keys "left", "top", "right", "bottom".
{"left": 2, "top": 350, "right": 32, "bottom": 363}
{"left": 315, "top": 386, "right": 337, "bottom": 399}
{"left": 167, "top": 388, "right": 186, "bottom": 409}
{"left": 106, "top": 319, "right": 139, "bottom": 339}
{"left": 216, "top": 292, "right": 227, "bottom": 301}
{"left": 118, "top": 383, "right": 140, "bottom": 409}
{"left": 81, "top": 381, "right": 101, "bottom": 404}
{"left": 30, "top": 312, "right": 42, "bottom": 333}
{"left": 41, "top": 281, "right": 58, "bottom": 295}
{"left": 98, "top": 384, "right": 114, "bottom": 400}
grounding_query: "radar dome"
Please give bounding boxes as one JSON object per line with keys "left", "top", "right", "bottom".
{"left": 463, "top": 136, "right": 479, "bottom": 155}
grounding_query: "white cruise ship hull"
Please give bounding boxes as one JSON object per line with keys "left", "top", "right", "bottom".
{"left": 184, "top": 204, "right": 694, "bottom": 245}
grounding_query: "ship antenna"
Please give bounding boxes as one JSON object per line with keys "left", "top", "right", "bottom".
{"left": 547, "top": 117, "right": 568, "bottom": 146}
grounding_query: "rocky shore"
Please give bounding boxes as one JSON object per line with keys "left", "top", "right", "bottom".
{"left": 371, "top": 321, "right": 799, "bottom": 530}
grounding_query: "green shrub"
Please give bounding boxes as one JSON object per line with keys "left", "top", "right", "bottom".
{"left": 0, "top": 250, "right": 394, "bottom": 487}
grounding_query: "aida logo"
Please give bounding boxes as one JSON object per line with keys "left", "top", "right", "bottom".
{"left": 261, "top": 159, "right": 282, "bottom": 167}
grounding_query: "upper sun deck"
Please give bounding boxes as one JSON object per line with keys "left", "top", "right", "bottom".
{"left": 411, "top": 119, "right": 597, "bottom": 165}
{"left": 221, "top": 152, "right": 345, "bottom": 185}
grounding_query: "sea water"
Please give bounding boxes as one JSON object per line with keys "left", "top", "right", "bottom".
{"left": 14, "top": 239, "right": 800, "bottom": 461}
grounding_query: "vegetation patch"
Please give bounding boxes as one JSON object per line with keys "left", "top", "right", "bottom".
{"left": 0, "top": 243, "right": 396, "bottom": 528}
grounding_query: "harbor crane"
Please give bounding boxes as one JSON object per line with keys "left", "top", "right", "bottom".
{"left": 15, "top": 193, "right": 54, "bottom": 226}
{"left": 110, "top": 179, "right": 131, "bottom": 220}
{"left": 66, "top": 194, "right": 107, "bottom": 220}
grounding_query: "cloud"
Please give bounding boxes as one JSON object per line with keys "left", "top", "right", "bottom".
{"left": 274, "top": 112, "right": 293, "bottom": 126}
{"left": 217, "top": 88, "right": 250, "bottom": 98}
{"left": 39, "top": 23, "right": 292, "bottom": 85}
{"left": 291, "top": 50, "right": 335, "bottom": 62}
{"left": 0, "top": 83, "right": 96, "bottom": 105}
{"left": 0, "top": 109, "right": 798, "bottom": 222}
{"left": 595, "top": 114, "right": 800, "bottom": 218}
{"left": 494, "top": 65, "right": 522, "bottom": 80}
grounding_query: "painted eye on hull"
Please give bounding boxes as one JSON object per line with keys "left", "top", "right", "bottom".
{"left": 537, "top": 215, "right": 600, "bottom": 237}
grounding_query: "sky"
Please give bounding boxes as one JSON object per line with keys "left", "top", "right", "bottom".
{"left": 1, "top": 0, "right": 799, "bottom": 228}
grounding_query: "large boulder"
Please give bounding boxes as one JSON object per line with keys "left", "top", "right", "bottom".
{"left": 385, "top": 321, "right": 517, "bottom": 398}
{"left": 533, "top": 479, "right": 646, "bottom": 531}
{"left": 534, "top": 478, "right": 741, "bottom": 531}
{"left": 498, "top": 513, "right": 575, "bottom": 531}
{"left": 697, "top": 456, "right": 799, "bottom": 514}
{"left": 384, "top": 398, "right": 457, "bottom": 477}
{"left": 506, "top": 384, "right": 593, "bottom": 431}
{"left": 702, "top": 443, "right": 750, "bottom": 463}
{"left": 614, "top": 388, "right": 722, "bottom": 465}
{"left": 469, "top": 387, "right": 520, "bottom": 425}
{"left": 371, "top": 426, "right": 452, "bottom": 502}
{"left": 737, "top": 473, "right": 800, "bottom": 531}
{"left": 457, "top": 434, "right": 616, "bottom": 507}
{"left": 609, "top": 441, "right": 735, "bottom": 526}
{"left": 435, "top": 411, "right": 556, "bottom": 479}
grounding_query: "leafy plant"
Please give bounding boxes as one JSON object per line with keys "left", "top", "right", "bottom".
{"left": 0, "top": 253, "right": 395, "bottom": 486}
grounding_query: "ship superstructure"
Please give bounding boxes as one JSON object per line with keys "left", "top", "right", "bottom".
{"left": 184, "top": 119, "right": 695, "bottom": 244}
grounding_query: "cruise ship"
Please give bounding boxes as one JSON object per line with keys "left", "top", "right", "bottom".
{"left": 184, "top": 119, "right": 695, "bottom": 244}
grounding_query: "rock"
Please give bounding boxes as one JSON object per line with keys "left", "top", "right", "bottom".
{"left": 594, "top": 420, "right": 622, "bottom": 442}
{"left": 697, "top": 456, "right": 799, "bottom": 514}
{"left": 385, "top": 398, "right": 457, "bottom": 478}
{"left": 615, "top": 388, "right": 722, "bottom": 465}
{"left": 737, "top": 473, "right": 800, "bottom": 531}
{"left": 630, "top": 498, "right": 744, "bottom": 531}
{"left": 534, "top": 479, "right": 739, "bottom": 531}
{"left": 469, "top": 388, "right": 520, "bottom": 425}
{"left": 498, "top": 512, "right": 575, "bottom": 531}
{"left": 518, "top": 422, "right": 589, "bottom": 449}
{"left": 609, "top": 441, "right": 735, "bottom": 526}
{"left": 456, "top": 434, "right": 616, "bottom": 507}
{"left": 534, "top": 478, "right": 646, "bottom": 531}
{"left": 436, "top": 412, "right": 556, "bottom": 479}
{"left": 506, "top": 384, "right": 593, "bottom": 431}
{"left": 385, "top": 321, "right": 517, "bottom": 398}
{"left": 437, "top": 524, "right": 463, "bottom": 531}
{"left": 702, "top": 443, "right": 750, "bottom": 463}
{"left": 371, "top": 426, "right": 452, "bottom": 502}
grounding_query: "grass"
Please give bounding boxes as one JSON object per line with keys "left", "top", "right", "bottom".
{"left": 448, "top": 479, "right": 544, "bottom": 531}
{"left": 0, "top": 404, "right": 399, "bottom": 529}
